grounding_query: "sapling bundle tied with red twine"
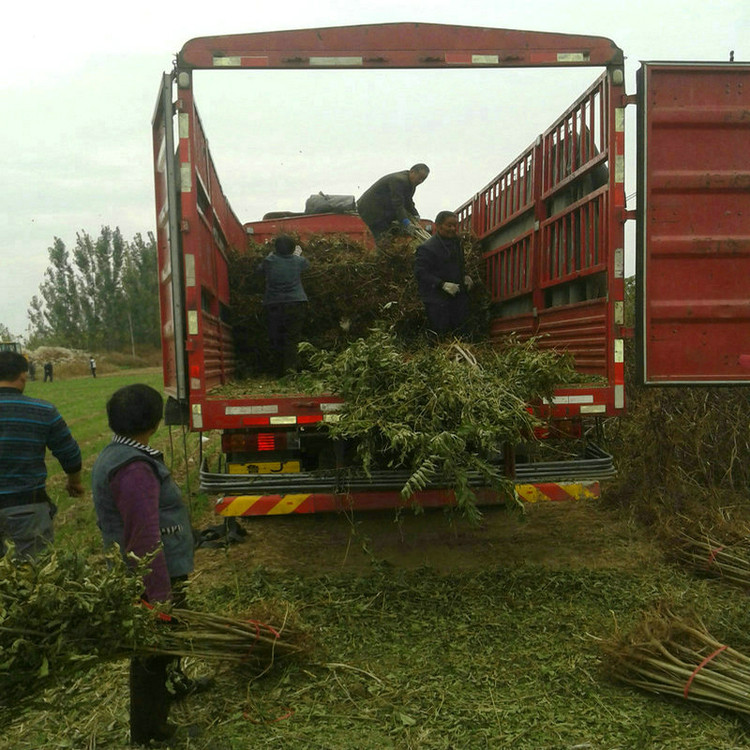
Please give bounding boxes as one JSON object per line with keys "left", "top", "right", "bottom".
{"left": 0, "top": 548, "right": 307, "bottom": 702}
{"left": 674, "top": 530, "right": 750, "bottom": 589}
{"left": 601, "top": 606, "right": 750, "bottom": 716}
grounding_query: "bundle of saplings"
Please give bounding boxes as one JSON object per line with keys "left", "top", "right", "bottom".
{"left": 0, "top": 548, "right": 306, "bottom": 702}
{"left": 674, "top": 530, "right": 750, "bottom": 589}
{"left": 226, "top": 233, "right": 489, "bottom": 376}
{"left": 296, "top": 329, "right": 581, "bottom": 521}
{"left": 602, "top": 606, "right": 750, "bottom": 716}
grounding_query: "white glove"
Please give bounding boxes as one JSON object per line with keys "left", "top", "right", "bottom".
{"left": 464, "top": 275, "right": 474, "bottom": 291}
{"left": 293, "top": 245, "right": 302, "bottom": 256}
{"left": 441, "top": 282, "right": 460, "bottom": 297}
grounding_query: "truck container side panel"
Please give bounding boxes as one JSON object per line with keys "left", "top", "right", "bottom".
{"left": 489, "top": 314, "right": 535, "bottom": 341}
{"left": 540, "top": 188, "right": 607, "bottom": 288}
{"left": 537, "top": 301, "right": 608, "bottom": 373}
{"left": 178, "top": 24, "right": 623, "bottom": 71}
{"left": 177, "top": 87, "right": 245, "bottom": 395}
{"left": 152, "top": 76, "right": 183, "bottom": 399}
{"left": 484, "top": 231, "right": 534, "bottom": 301}
{"left": 638, "top": 63, "right": 750, "bottom": 383}
{"left": 457, "top": 147, "right": 536, "bottom": 238}
{"left": 488, "top": 301, "right": 608, "bottom": 377}
{"left": 459, "top": 72, "right": 623, "bottom": 405}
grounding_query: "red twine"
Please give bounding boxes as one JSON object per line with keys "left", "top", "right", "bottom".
{"left": 706, "top": 546, "right": 725, "bottom": 569}
{"left": 683, "top": 645, "right": 728, "bottom": 698}
{"left": 242, "top": 708, "right": 294, "bottom": 724}
{"left": 247, "top": 618, "right": 281, "bottom": 639}
{"left": 140, "top": 599, "right": 172, "bottom": 623}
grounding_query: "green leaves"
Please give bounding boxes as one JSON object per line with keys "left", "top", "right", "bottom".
{"left": 301, "top": 329, "right": 579, "bottom": 519}
{"left": 26, "top": 228, "right": 159, "bottom": 351}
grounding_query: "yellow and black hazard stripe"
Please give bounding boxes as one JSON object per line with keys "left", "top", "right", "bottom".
{"left": 215, "top": 481, "right": 601, "bottom": 517}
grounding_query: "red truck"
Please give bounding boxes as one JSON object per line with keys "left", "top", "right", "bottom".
{"left": 151, "top": 23, "right": 750, "bottom": 517}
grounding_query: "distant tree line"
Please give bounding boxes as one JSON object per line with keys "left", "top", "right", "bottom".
{"left": 27, "top": 227, "right": 160, "bottom": 352}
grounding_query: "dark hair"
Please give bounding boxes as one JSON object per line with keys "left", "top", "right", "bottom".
{"left": 435, "top": 210, "right": 458, "bottom": 225}
{"left": 410, "top": 163, "right": 430, "bottom": 175}
{"left": 274, "top": 235, "right": 296, "bottom": 256}
{"left": 106, "top": 384, "right": 164, "bottom": 437}
{"left": 0, "top": 352, "right": 29, "bottom": 381}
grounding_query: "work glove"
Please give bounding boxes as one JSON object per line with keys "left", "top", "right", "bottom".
{"left": 441, "top": 282, "right": 460, "bottom": 297}
{"left": 464, "top": 275, "right": 474, "bottom": 291}
{"left": 293, "top": 245, "right": 302, "bottom": 256}
{"left": 401, "top": 219, "right": 418, "bottom": 237}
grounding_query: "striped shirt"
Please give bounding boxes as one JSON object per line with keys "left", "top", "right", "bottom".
{"left": 0, "top": 387, "right": 82, "bottom": 498}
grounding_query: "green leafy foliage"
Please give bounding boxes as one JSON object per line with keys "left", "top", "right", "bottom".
{"left": 0, "top": 546, "right": 304, "bottom": 704}
{"left": 226, "top": 233, "right": 488, "bottom": 376}
{"left": 298, "top": 329, "right": 580, "bottom": 520}
{"left": 0, "top": 548, "right": 151, "bottom": 698}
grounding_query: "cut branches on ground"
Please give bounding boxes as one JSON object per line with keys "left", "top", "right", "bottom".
{"left": 295, "top": 328, "right": 582, "bottom": 520}
{"left": 0, "top": 548, "right": 307, "bottom": 702}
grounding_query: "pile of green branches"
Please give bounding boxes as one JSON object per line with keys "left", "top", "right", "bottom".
{"left": 602, "top": 607, "right": 750, "bottom": 716}
{"left": 0, "top": 548, "right": 305, "bottom": 701}
{"left": 226, "top": 233, "right": 488, "bottom": 375}
{"left": 297, "top": 329, "right": 580, "bottom": 520}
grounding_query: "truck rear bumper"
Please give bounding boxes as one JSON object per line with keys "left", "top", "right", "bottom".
{"left": 202, "top": 443, "right": 613, "bottom": 516}
{"left": 213, "top": 481, "right": 602, "bottom": 516}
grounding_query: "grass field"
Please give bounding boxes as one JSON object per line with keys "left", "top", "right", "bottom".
{"left": 3, "top": 371, "right": 750, "bottom": 748}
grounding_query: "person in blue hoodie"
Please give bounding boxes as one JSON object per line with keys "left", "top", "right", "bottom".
{"left": 259, "top": 235, "right": 310, "bottom": 376}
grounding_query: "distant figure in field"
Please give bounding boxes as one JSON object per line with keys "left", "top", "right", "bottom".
{"left": 43, "top": 362, "right": 53, "bottom": 382}
{"left": 89, "top": 357, "right": 97, "bottom": 378}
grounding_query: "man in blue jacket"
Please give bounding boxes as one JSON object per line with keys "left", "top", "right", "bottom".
{"left": 0, "top": 351, "right": 83, "bottom": 558}
{"left": 259, "top": 235, "right": 310, "bottom": 377}
{"left": 414, "top": 211, "right": 474, "bottom": 339}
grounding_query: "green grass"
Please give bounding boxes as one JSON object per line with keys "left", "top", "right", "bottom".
{"left": 3, "top": 562, "right": 750, "bottom": 749}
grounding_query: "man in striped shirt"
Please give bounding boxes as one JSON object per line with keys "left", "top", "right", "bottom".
{"left": 0, "top": 351, "right": 83, "bottom": 558}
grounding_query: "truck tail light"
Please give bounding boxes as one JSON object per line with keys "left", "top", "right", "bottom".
{"left": 257, "top": 433, "right": 275, "bottom": 451}
{"left": 222, "top": 431, "right": 289, "bottom": 453}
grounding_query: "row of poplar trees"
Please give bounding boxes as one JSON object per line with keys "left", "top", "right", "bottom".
{"left": 27, "top": 227, "right": 160, "bottom": 353}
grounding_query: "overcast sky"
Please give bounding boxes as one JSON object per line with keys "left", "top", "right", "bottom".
{"left": 1, "top": 0, "right": 747, "bottom": 339}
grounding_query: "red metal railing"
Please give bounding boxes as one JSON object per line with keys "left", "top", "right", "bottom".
{"left": 540, "top": 188, "right": 607, "bottom": 286}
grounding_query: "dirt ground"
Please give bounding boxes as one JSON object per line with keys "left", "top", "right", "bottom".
{"left": 193, "top": 497, "right": 661, "bottom": 584}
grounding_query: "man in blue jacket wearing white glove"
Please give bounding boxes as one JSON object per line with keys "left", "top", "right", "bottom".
{"left": 357, "top": 164, "right": 430, "bottom": 247}
{"left": 414, "top": 211, "right": 473, "bottom": 339}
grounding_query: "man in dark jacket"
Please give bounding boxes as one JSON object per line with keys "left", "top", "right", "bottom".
{"left": 414, "top": 211, "right": 473, "bottom": 339}
{"left": 357, "top": 164, "right": 430, "bottom": 246}
{"left": 0, "top": 351, "right": 83, "bottom": 559}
